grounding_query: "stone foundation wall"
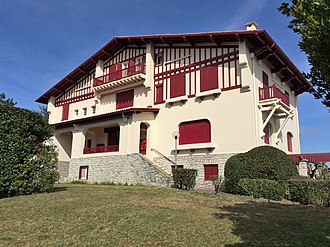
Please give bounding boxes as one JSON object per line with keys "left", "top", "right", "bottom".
{"left": 153, "top": 153, "right": 235, "bottom": 190}
{"left": 68, "top": 154, "right": 172, "bottom": 187}
{"left": 57, "top": 161, "right": 70, "bottom": 182}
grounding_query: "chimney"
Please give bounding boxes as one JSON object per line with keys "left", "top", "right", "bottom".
{"left": 244, "top": 21, "right": 259, "bottom": 31}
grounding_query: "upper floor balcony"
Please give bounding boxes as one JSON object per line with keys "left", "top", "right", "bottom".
{"left": 259, "top": 85, "right": 290, "bottom": 107}
{"left": 93, "top": 63, "right": 146, "bottom": 92}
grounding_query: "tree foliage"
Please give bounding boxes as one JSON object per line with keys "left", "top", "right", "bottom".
{"left": 0, "top": 93, "right": 16, "bottom": 106}
{"left": 279, "top": 0, "right": 330, "bottom": 107}
{"left": 0, "top": 104, "right": 58, "bottom": 198}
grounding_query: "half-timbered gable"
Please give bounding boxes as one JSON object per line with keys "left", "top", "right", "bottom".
{"left": 154, "top": 45, "right": 239, "bottom": 104}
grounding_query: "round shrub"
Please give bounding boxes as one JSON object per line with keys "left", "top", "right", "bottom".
{"left": 224, "top": 146, "right": 298, "bottom": 194}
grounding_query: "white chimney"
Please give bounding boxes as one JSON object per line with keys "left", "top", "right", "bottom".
{"left": 244, "top": 21, "right": 259, "bottom": 31}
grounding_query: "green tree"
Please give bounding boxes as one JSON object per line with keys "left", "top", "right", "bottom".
{"left": 279, "top": 0, "right": 330, "bottom": 108}
{"left": 0, "top": 92, "right": 17, "bottom": 106}
{"left": 0, "top": 104, "right": 58, "bottom": 198}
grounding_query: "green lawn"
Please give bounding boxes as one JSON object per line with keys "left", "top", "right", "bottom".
{"left": 0, "top": 184, "right": 329, "bottom": 247}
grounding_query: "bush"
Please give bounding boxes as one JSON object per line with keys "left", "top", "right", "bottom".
{"left": 287, "top": 179, "right": 330, "bottom": 207}
{"left": 238, "top": 179, "right": 285, "bottom": 201}
{"left": 210, "top": 175, "right": 223, "bottom": 194}
{"left": 173, "top": 168, "right": 197, "bottom": 190}
{"left": 224, "top": 146, "right": 298, "bottom": 194}
{"left": 0, "top": 104, "right": 58, "bottom": 198}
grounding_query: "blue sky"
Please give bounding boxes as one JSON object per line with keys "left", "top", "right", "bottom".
{"left": 0, "top": 0, "right": 329, "bottom": 153}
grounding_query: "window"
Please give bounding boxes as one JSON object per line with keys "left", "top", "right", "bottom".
{"left": 116, "top": 89, "right": 134, "bottom": 110}
{"left": 287, "top": 132, "right": 293, "bottom": 152}
{"left": 83, "top": 108, "right": 87, "bottom": 116}
{"left": 262, "top": 71, "right": 269, "bottom": 87}
{"left": 156, "top": 53, "right": 163, "bottom": 65}
{"left": 200, "top": 65, "right": 218, "bottom": 92}
{"left": 179, "top": 119, "right": 211, "bottom": 145}
{"left": 170, "top": 73, "right": 186, "bottom": 98}
{"left": 79, "top": 166, "right": 89, "bottom": 180}
{"left": 155, "top": 84, "right": 164, "bottom": 103}
{"left": 91, "top": 105, "right": 96, "bottom": 114}
{"left": 135, "top": 56, "right": 143, "bottom": 64}
{"left": 62, "top": 104, "right": 69, "bottom": 121}
{"left": 264, "top": 123, "right": 271, "bottom": 144}
{"left": 204, "top": 164, "right": 218, "bottom": 180}
{"left": 75, "top": 109, "right": 79, "bottom": 116}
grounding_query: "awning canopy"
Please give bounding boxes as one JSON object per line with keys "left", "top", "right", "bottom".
{"left": 289, "top": 153, "right": 330, "bottom": 164}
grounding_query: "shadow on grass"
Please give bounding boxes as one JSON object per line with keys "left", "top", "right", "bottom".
{"left": 53, "top": 186, "right": 67, "bottom": 192}
{"left": 215, "top": 201, "right": 330, "bottom": 246}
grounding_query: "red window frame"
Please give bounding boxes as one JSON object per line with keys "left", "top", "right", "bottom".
{"left": 262, "top": 71, "right": 269, "bottom": 87}
{"left": 200, "top": 65, "right": 218, "bottom": 92}
{"left": 179, "top": 119, "right": 211, "bottom": 145}
{"left": 62, "top": 104, "right": 70, "bottom": 121}
{"left": 287, "top": 132, "right": 293, "bottom": 152}
{"left": 204, "top": 164, "right": 218, "bottom": 180}
{"left": 116, "top": 89, "right": 134, "bottom": 110}
{"left": 170, "top": 73, "right": 186, "bottom": 98}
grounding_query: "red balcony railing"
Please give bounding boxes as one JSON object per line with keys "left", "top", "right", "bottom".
{"left": 259, "top": 85, "right": 290, "bottom": 106}
{"left": 94, "top": 63, "right": 146, "bottom": 87}
{"left": 83, "top": 145, "right": 119, "bottom": 154}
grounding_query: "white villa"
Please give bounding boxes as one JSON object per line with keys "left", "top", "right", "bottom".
{"left": 36, "top": 22, "right": 313, "bottom": 188}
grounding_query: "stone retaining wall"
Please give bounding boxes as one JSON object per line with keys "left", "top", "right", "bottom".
{"left": 68, "top": 154, "right": 172, "bottom": 187}
{"left": 153, "top": 153, "right": 235, "bottom": 189}
{"left": 57, "top": 161, "right": 70, "bottom": 182}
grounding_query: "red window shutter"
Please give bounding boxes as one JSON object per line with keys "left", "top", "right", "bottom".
{"left": 62, "top": 104, "right": 69, "bottom": 121}
{"left": 204, "top": 164, "right": 218, "bottom": 180}
{"left": 155, "top": 84, "right": 163, "bottom": 103}
{"left": 262, "top": 71, "right": 269, "bottom": 87}
{"left": 116, "top": 90, "right": 134, "bottom": 110}
{"left": 170, "top": 73, "right": 186, "bottom": 98}
{"left": 200, "top": 65, "right": 218, "bottom": 92}
{"left": 179, "top": 119, "right": 211, "bottom": 145}
{"left": 128, "top": 59, "right": 135, "bottom": 75}
{"left": 287, "top": 132, "right": 293, "bottom": 152}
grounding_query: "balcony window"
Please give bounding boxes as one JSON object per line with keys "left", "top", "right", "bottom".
{"left": 83, "top": 107, "right": 87, "bottom": 116}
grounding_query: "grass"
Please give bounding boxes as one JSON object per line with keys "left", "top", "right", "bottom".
{"left": 0, "top": 185, "right": 329, "bottom": 247}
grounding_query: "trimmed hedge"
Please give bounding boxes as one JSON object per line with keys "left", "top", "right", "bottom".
{"left": 238, "top": 179, "right": 285, "bottom": 201}
{"left": 224, "top": 146, "right": 298, "bottom": 194}
{"left": 173, "top": 168, "right": 197, "bottom": 190}
{"left": 287, "top": 179, "right": 330, "bottom": 207}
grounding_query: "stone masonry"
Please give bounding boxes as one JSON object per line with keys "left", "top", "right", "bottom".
{"left": 57, "top": 161, "right": 70, "bottom": 182}
{"left": 68, "top": 154, "right": 172, "bottom": 187}
{"left": 153, "top": 153, "right": 235, "bottom": 190}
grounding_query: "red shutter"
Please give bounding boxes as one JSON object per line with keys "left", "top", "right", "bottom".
{"left": 179, "top": 119, "right": 211, "bottom": 145}
{"left": 62, "top": 104, "right": 69, "bottom": 121}
{"left": 155, "top": 84, "right": 164, "bottom": 103}
{"left": 116, "top": 90, "right": 134, "bottom": 110}
{"left": 262, "top": 71, "right": 269, "bottom": 87}
{"left": 204, "top": 164, "right": 218, "bottom": 180}
{"left": 170, "top": 73, "right": 186, "bottom": 98}
{"left": 287, "top": 132, "right": 293, "bottom": 152}
{"left": 200, "top": 65, "right": 218, "bottom": 92}
{"left": 128, "top": 59, "right": 135, "bottom": 75}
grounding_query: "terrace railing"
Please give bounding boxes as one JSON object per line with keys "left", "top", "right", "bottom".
{"left": 94, "top": 63, "right": 146, "bottom": 87}
{"left": 259, "top": 85, "right": 289, "bottom": 106}
{"left": 83, "top": 145, "right": 119, "bottom": 154}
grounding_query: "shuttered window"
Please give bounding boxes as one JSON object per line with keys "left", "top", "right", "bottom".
{"left": 262, "top": 71, "right": 269, "bottom": 87}
{"left": 287, "top": 132, "right": 293, "bottom": 152}
{"left": 62, "top": 104, "right": 70, "bottom": 121}
{"left": 79, "top": 166, "right": 89, "bottom": 180}
{"left": 155, "top": 84, "right": 164, "bottom": 103}
{"left": 116, "top": 90, "right": 134, "bottom": 110}
{"left": 204, "top": 164, "right": 218, "bottom": 180}
{"left": 170, "top": 73, "right": 186, "bottom": 98}
{"left": 179, "top": 119, "right": 211, "bottom": 145}
{"left": 200, "top": 65, "right": 218, "bottom": 92}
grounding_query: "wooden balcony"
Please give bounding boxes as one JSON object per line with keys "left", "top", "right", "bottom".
{"left": 93, "top": 63, "right": 146, "bottom": 91}
{"left": 259, "top": 85, "right": 289, "bottom": 106}
{"left": 83, "top": 145, "right": 119, "bottom": 154}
